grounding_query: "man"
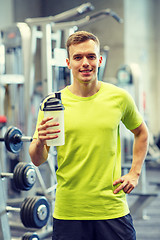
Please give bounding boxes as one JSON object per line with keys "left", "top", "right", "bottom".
{"left": 29, "top": 31, "right": 149, "bottom": 240}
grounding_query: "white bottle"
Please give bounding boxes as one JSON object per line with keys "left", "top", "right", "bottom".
{"left": 42, "top": 92, "right": 65, "bottom": 146}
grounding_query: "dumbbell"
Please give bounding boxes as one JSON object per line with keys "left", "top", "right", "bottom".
{"left": 6, "top": 196, "right": 50, "bottom": 229}
{"left": 22, "top": 232, "right": 39, "bottom": 240}
{"left": 1, "top": 162, "right": 36, "bottom": 191}
{"left": 0, "top": 126, "right": 33, "bottom": 154}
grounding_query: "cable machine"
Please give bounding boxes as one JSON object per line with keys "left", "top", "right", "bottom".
{"left": 24, "top": 4, "right": 123, "bottom": 137}
{"left": 0, "top": 23, "right": 31, "bottom": 132}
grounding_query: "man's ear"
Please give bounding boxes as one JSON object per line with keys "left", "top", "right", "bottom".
{"left": 98, "top": 56, "right": 103, "bottom": 67}
{"left": 66, "top": 58, "right": 71, "bottom": 69}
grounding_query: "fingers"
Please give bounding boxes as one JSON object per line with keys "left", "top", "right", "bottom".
{"left": 114, "top": 182, "right": 134, "bottom": 194}
{"left": 38, "top": 129, "right": 60, "bottom": 140}
{"left": 113, "top": 178, "right": 124, "bottom": 186}
{"left": 38, "top": 116, "right": 60, "bottom": 142}
{"left": 113, "top": 178, "right": 125, "bottom": 194}
{"left": 113, "top": 176, "right": 136, "bottom": 194}
{"left": 40, "top": 117, "right": 59, "bottom": 129}
{"left": 124, "top": 185, "right": 134, "bottom": 194}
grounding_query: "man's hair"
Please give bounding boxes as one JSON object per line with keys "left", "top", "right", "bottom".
{"left": 66, "top": 31, "right": 100, "bottom": 58}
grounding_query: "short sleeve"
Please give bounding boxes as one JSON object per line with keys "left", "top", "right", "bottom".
{"left": 121, "top": 91, "right": 143, "bottom": 130}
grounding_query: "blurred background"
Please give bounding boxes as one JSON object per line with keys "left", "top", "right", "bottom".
{"left": 0, "top": 1, "right": 160, "bottom": 240}
{"left": 1, "top": 0, "right": 160, "bottom": 135}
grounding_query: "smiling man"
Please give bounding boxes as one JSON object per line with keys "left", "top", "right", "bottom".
{"left": 29, "top": 31, "right": 149, "bottom": 240}
{"left": 66, "top": 37, "right": 102, "bottom": 94}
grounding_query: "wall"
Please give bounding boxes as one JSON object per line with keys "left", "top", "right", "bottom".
{"left": 155, "top": 0, "right": 160, "bottom": 136}
{"left": 0, "top": 0, "right": 14, "bottom": 29}
{"left": 13, "top": 0, "right": 42, "bottom": 21}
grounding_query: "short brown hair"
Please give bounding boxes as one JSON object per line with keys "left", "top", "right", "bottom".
{"left": 66, "top": 31, "right": 100, "bottom": 58}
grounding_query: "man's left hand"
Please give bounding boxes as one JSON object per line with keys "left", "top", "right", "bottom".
{"left": 113, "top": 172, "right": 139, "bottom": 194}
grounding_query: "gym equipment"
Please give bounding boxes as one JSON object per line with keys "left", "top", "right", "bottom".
{"left": 117, "top": 63, "right": 160, "bottom": 219}
{"left": 0, "top": 22, "right": 30, "bottom": 137}
{"left": 6, "top": 196, "right": 50, "bottom": 229}
{"left": 26, "top": 7, "right": 122, "bottom": 97}
{"left": 26, "top": 2, "right": 94, "bottom": 24}
{"left": 22, "top": 232, "right": 39, "bottom": 240}
{"left": 0, "top": 115, "right": 7, "bottom": 129}
{"left": 20, "top": 196, "right": 50, "bottom": 229}
{"left": 23, "top": 5, "right": 123, "bottom": 140}
{"left": 51, "top": 8, "right": 123, "bottom": 31}
{"left": 0, "top": 126, "right": 33, "bottom": 154}
{"left": 0, "top": 115, "right": 7, "bottom": 177}
{"left": 0, "top": 162, "right": 36, "bottom": 191}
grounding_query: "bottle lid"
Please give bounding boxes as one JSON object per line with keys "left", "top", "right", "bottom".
{"left": 42, "top": 92, "right": 64, "bottom": 111}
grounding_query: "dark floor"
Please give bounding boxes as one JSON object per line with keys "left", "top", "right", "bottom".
{"left": 8, "top": 164, "right": 160, "bottom": 240}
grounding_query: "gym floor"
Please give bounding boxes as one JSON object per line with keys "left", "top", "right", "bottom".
{"left": 9, "top": 165, "right": 160, "bottom": 240}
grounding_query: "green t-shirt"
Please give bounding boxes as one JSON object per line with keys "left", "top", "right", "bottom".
{"left": 33, "top": 82, "right": 143, "bottom": 220}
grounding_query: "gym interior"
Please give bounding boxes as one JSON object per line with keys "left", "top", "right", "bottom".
{"left": 0, "top": 0, "right": 160, "bottom": 239}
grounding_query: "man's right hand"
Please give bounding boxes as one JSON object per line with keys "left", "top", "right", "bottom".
{"left": 29, "top": 116, "right": 60, "bottom": 166}
{"left": 37, "top": 116, "right": 60, "bottom": 145}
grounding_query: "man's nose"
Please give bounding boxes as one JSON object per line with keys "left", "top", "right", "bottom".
{"left": 82, "top": 57, "right": 89, "bottom": 67}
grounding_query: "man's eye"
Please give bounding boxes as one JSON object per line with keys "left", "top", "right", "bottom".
{"left": 88, "top": 55, "right": 96, "bottom": 59}
{"left": 74, "top": 56, "right": 82, "bottom": 60}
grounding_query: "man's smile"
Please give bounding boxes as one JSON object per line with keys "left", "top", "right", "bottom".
{"left": 79, "top": 69, "right": 93, "bottom": 73}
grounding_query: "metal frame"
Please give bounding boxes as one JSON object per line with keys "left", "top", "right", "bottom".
{"left": 0, "top": 155, "right": 12, "bottom": 239}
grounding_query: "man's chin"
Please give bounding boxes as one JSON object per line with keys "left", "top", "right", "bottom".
{"left": 80, "top": 79, "right": 92, "bottom": 84}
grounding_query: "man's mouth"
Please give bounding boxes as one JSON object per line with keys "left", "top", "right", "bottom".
{"left": 79, "top": 69, "right": 92, "bottom": 73}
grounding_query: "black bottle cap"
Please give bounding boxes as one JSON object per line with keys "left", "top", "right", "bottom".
{"left": 42, "top": 92, "right": 64, "bottom": 111}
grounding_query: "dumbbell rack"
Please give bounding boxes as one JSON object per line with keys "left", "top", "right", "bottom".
{"left": 0, "top": 159, "right": 51, "bottom": 240}
{"left": 0, "top": 159, "right": 12, "bottom": 239}
{"left": 0, "top": 125, "right": 56, "bottom": 239}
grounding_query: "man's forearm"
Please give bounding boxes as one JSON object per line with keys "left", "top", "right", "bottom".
{"left": 113, "top": 122, "right": 149, "bottom": 194}
{"left": 130, "top": 122, "right": 149, "bottom": 176}
{"left": 29, "top": 139, "right": 49, "bottom": 166}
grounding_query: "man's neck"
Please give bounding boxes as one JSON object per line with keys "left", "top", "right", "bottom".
{"left": 68, "top": 81, "right": 101, "bottom": 97}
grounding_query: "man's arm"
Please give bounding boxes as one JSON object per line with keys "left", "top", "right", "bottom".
{"left": 113, "top": 121, "right": 149, "bottom": 194}
{"left": 29, "top": 116, "right": 60, "bottom": 166}
{"left": 29, "top": 139, "right": 49, "bottom": 166}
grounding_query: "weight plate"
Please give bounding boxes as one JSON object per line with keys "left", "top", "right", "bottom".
{"left": 32, "top": 197, "right": 50, "bottom": 228}
{"left": 24, "top": 198, "right": 35, "bottom": 228}
{"left": 13, "top": 162, "right": 24, "bottom": 190}
{"left": 20, "top": 197, "right": 50, "bottom": 229}
{"left": 18, "top": 162, "right": 29, "bottom": 190}
{"left": 4, "top": 126, "right": 13, "bottom": 152}
{"left": 23, "top": 165, "right": 36, "bottom": 188}
{"left": 20, "top": 197, "right": 32, "bottom": 228}
{"left": 13, "top": 162, "right": 36, "bottom": 191}
{"left": 19, "top": 163, "right": 33, "bottom": 191}
{"left": 13, "top": 162, "right": 26, "bottom": 191}
{"left": 13, "top": 162, "right": 20, "bottom": 188}
{"left": 26, "top": 197, "right": 37, "bottom": 228}
{"left": 22, "top": 232, "right": 40, "bottom": 240}
{"left": 4, "top": 126, "right": 23, "bottom": 153}
{"left": 29, "top": 197, "right": 39, "bottom": 228}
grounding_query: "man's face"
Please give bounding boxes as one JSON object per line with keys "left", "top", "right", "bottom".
{"left": 66, "top": 40, "right": 102, "bottom": 84}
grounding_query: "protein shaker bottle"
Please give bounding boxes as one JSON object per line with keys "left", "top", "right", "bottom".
{"left": 42, "top": 92, "right": 65, "bottom": 146}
